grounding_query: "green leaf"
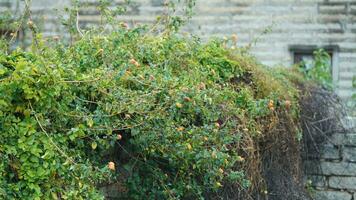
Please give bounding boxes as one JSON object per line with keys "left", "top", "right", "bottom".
{"left": 91, "top": 142, "right": 97, "bottom": 150}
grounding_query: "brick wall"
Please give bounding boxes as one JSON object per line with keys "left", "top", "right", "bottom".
{"left": 2, "top": 0, "right": 355, "bottom": 100}
{"left": 304, "top": 130, "right": 356, "bottom": 200}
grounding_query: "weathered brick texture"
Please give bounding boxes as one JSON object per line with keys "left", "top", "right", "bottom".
{"left": 305, "top": 131, "right": 356, "bottom": 200}
{"left": 1, "top": 0, "right": 355, "bottom": 99}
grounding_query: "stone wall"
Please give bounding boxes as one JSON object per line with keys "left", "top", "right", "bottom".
{"left": 1, "top": 0, "right": 355, "bottom": 100}
{"left": 304, "top": 130, "right": 356, "bottom": 200}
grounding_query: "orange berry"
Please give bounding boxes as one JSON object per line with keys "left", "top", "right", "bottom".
{"left": 214, "top": 122, "right": 220, "bottom": 128}
{"left": 176, "top": 102, "right": 183, "bottom": 108}
{"left": 183, "top": 97, "right": 191, "bottom": 102}
{"left": 120, "top": 22, "right": 129, "bottom": 29}
{"left": 181, "top": 87, "right": 189, "bottom": 92}
{"left": 198, "top": 82, "right": 206, "bottom": 90}
{"left": 231, "top": 34, "right": 238, "bottom": 42}
{"left": 176, "top": 126, "right": 184, "bottom": 131}
{"left": 117, "top": 134, "right": 122, "bottom": 140}
{"left": 218, "top": 168, "right": 224, "bottom": 174}
{"left": 108, "top": 161, "right": 115, "bottom": 171}
{"left": 268, "top": 100, "right": 274, "bottom": 111}
{"left": 211, "top": 151, "right": 217, "bottom": 159}
{"left": 53, "top": 36, "right": 60, "bottom": 40}
{"left": 27, "top": 20, "right": 33, "bottom": 27}
{"left": 237, "top": 156, "right": 245, "bottom": 162}
{"left": 285, "top": 100, "right": 291, "bottom": 109}
{"left": 129, "top": 58, "right": 140, "bottom": 67}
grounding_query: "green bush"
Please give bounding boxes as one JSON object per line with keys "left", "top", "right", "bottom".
{"left": 0, "top": 2, "right": 303, "bottom": 197}
{"left": 298, "top": 49, "right": 333, "bottom": 90}
{"left": 0, "top": 27, "right": 301, "bottom": 199}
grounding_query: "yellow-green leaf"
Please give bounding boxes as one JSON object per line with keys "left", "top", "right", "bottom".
{"left": 91, "top": 142, "right": 97, "bottom": 150}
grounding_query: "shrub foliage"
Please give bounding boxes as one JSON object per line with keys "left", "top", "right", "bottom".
{"left": 0, "top": 3, "right": 302, "bottom": 200}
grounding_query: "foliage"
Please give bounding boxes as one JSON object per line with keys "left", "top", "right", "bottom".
{"left": 298, "top": 49, "right": 333, "bottom": 90}
{"left": 349, "top": 76, "right": 356, "bottom": 116}
{"left": 0, "top": 1, "right": 303, "bottom": 199}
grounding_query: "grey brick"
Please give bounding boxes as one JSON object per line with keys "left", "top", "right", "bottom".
{"left": 324, "top": 133, "right": 356, "bottom": 147}
{"left": 329, "top": 177, "right": 356, "bottom": 190}
{"left": 304, "top": 175, "right": 326, "bottom": 187}
{"left": 344, "top": 134, "right": 356, "bottom": 147}
{"left": 313, "top": 191, "right": 352, "bottom": 200}
{"left": 329, "top": 133, "right": 348, "bottom": 146}
{"left": 322, "top": 145, "right": 340, "bottom": 159}
{"left": 321, "top": 162, "right": 356, "bottom": 176}
{"left": 343, "top": 147, "right": 356, "bottom": 162}
{"left": 306, "top": 145, "right": 340, "bottom": 160}
{"left": 304, "top": 161, "right": 356, "bottom": 176}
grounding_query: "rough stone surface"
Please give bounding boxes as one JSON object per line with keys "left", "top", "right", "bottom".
{"left": 307, "top": 144, "right": 340, "bottom": 160}
{"left": 344, "top": 134, "right": 356, "bottom": 147}
{"left": 328, "top": 133, "right": 356, "bottom": 147}
{"left": 322, "top": 145, "right": 340, "bottom": 160}
{"left": 343, "top": 147, "right": 356, "bottom": 162}
{"left": 305, "top": 130, "right": 356, "bottom": 197}
{"left": 329, "top": 177, "right": 356, "bottom": 190}
{"left": 305, "top": 161, "right": 356, "bottom": 176}
{"left": 313, "top": 191, "right": 352, "bottom": 200}
{"left": 1, "top": 0, "right": 355, "bottom": 100}
{"left": 304, "top": 175, "right": 326, "bottom": 187}
{"left": 320, "top": 162, "right": 356, "bottom": 176}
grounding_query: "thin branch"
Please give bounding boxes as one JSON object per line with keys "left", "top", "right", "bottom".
{"left": 30, "top": 102, "right": 76, "bottom": 164}
{"left": 76, "top": 10, "right": 84, "bottom": 37}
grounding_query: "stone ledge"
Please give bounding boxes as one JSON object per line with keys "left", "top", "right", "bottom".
{"left": 304, "top": 161, "right": 356, "bottom": 176}
{"left": 304, "top": 175, "right": 326, "bottom": 187}
{"left": 327, "top": 133, "right": 356, "bottom": 146}
{"left": 306, "top": 145, "right": 340, "bottom": 160}
{"left": 343, "top": 147, "right": 356, "bottom": 162}
{"left": 313, "top": 190, "right": 352, "bottom": 200}
{"left": 329, "top": 177, "right": 356, "bottom": 190}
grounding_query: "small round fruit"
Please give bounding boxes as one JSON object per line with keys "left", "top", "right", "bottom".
{"left": 268, "top": 100, "right": 274, "bottom": 111}
{"left": 285, "top": 100, "right": 291, "bottom": 109}
{"left": 129, "top": 58, "right": 140, "bottom": 67}
{"left": 117, "top": 134, "right": 122, "bottom": 140}
{"left": 187, "top": 144, "right": 192, "bottom": 150}
{"left": 27, "top": 20, "right": 34, "bottom": 27}
{"left": 108, "top": 162, "right": 115, "bottom": 171}
{"left": 177, "top": 127, "right": 184, "bottom": 131}
{"left": 237, "top": 156, "right": 245, "bottom": 162}
{"left": 176, "top": 102, "right": 183, "bottom": 108}
{"left": 231, "top": 34, "right": 238, "bottom": 42}
{"left": 211, "top": 152, "right": 217, "bottom": 159}
{"left": 214, "top": 122, "right": 220, "bottom": 128}
{"left": 183, "top": 97, "right": 191, "bottom": 102}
